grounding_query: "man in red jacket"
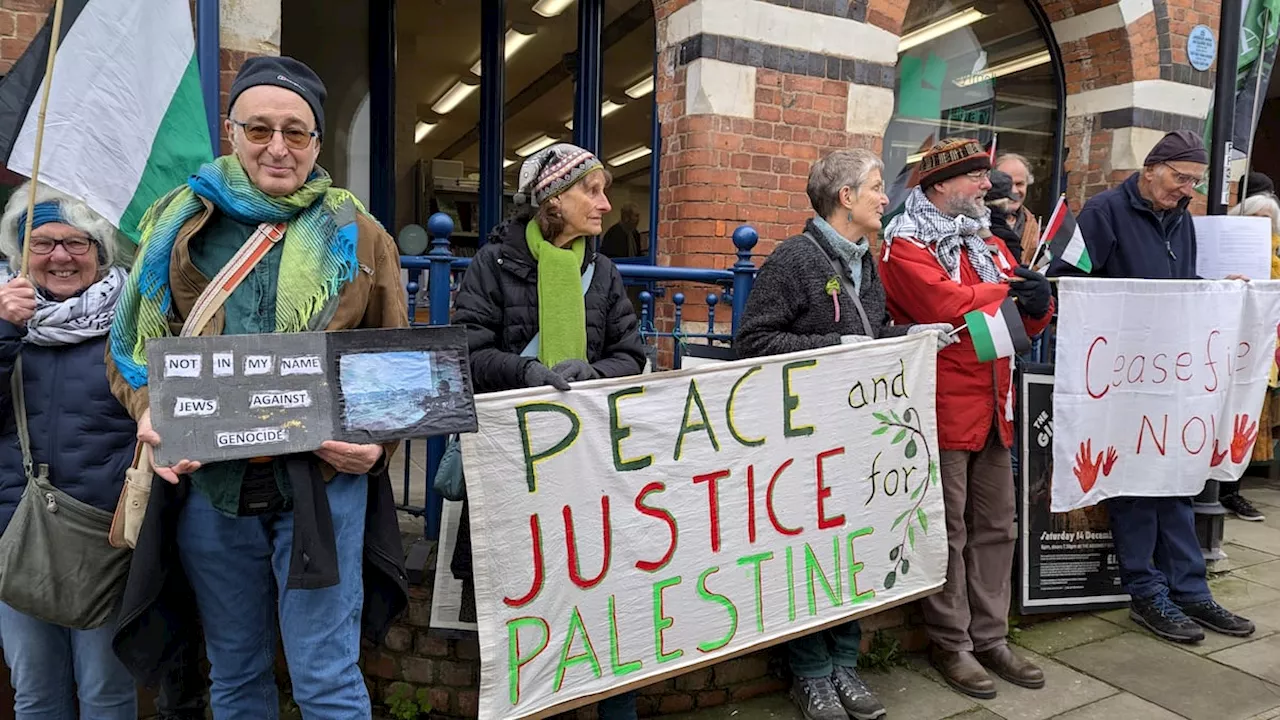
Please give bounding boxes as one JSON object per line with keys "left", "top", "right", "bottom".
{"left": 880, "top": 138, "right": 1054, "bottom": 699}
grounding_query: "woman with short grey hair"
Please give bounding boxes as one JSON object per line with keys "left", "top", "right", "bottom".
{"left": 736, "top": 148, "right": 954, "bottom": 720}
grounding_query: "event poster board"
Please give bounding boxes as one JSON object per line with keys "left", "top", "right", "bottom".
{"left": 462, "top": 335, "right": 948, "bottom": 719}
{"left": 1016, "top": 364, "right": 1127, "bottom": 614}
{"left": 147, "top": 327, "right": 476, "bottom": 465}
{"left": 430, "top": 498, "right": 479, "bottom": 636}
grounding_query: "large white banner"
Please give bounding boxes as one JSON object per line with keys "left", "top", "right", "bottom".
{"left": 462, "top": 336, "right": 946, "bottom": 718}
{"left": 1052, "top": 278, "right": 1280, "bottom": 511}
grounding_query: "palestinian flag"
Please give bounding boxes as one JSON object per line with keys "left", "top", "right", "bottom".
{"left": 987, "top": 132, "right": 997, "bottom": 162}
{"left": 0, "top": 0, "right": 212, "bottom": 242}
{"left": 1036, "top": 196, "right": 1091, "bottom": 272}
{"left": 964, "top": 297, "right": 1030, "bottom": 362}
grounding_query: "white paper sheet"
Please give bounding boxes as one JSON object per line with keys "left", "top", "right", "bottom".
{"left": 1195, "top": 215, "right": 1272, "bottom": 280}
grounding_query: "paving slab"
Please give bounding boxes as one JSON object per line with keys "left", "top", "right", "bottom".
{"left": 862, "top": 665, "right": 977, "bottom": 720}
{"left": 942, "top": 709, "right": 1004, "bottom": 720}
{"left": 1211, "top": 634, "right": 1280, "bottom": 686}
{"left": 1237, "top": 561, "right": 1280, "bottom": 592}
{"left": 909, "top": 650, "right": 1114, "bottom": 720}
{"left": 1225, "top": 520, "right": 1280, "bottom": 556}
{"left": 1056, "top": 632, "right": 1280, "bottom": 720}
{"left": 1209, "top": 576, "right": 1280, "bottom": 611}
{"left": 1048, "top": 692, "right": 1185, "bottom": 720}
{"left": 1222, "top": 544, "right": 1280, "bottom": 572}
{"left": 1240, "top": 487, "right": 1280, "bottom": 509}
{"left": 1012, "top": 615, "right": 1128, "bottom": 656}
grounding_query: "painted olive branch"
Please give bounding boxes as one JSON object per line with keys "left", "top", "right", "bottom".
{"left": 870, "top": 407, "right": 938, "bottom": 590}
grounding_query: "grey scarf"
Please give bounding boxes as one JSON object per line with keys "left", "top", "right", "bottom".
{"left": 812, "top": 216, "right": 867, "bottom": 293}
{"left": 884, "top": 187, "right": 1001, "bottom": 284}
{"left": 0, "top": 266, "right": 126, "bottom": 346}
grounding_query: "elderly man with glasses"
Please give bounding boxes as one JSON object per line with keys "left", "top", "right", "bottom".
{"left": 106, "top": 57, "right": 410, "bottom": 718}
{"left": 880, "top": 138, "right": 1054, "bottom": 700}
{"left": 1048, "top": 130, "right": 1257, "bottom": 645}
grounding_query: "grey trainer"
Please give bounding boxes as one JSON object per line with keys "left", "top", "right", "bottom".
{"left": 790, "top": 676, "right": 849, "bottom": 720}
{"left": 832, "top": 665, "right": 887, "bottom": 719}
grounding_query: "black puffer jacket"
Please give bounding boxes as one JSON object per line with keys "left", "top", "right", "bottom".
{"left": 736, "top": 219, "right": 907, "bottom": 358}
{"left": 452, "top": 217, "right": 646, "bottom": 390}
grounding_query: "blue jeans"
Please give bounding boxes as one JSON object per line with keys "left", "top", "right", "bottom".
{"left": 1106, "top": 496, "right": 1211, "bottom": 603}
{"left": 598, "top": 691, "right": 638, "bottom": 719}
{"left": 787, "top": 620, "right": 862, "bottom": 678}
{"left": 0, "top": 602, "right": 136, "bottom": 720}
{"left": 177, "top": 472, "right": 369, "bottom": 720}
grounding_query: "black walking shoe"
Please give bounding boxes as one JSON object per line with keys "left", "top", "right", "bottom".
{"left": 1129, "top": 594, "right": 1204, "bottom": 643}
{"left": 1222, "top": 493, "right": 1266, "bottom": 521}
{"left": 1178, "top": 599, "right": 1257, "bottom": 637}
{"left": 831, "top": 665, "right": 887, "bottom": 720}
{"left": 790, "top": 676, "right": 848, "bottom": 720}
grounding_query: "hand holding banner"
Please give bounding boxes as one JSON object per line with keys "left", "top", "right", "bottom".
{"left": 461, "top": 335, "right": 947, "bottom": 718}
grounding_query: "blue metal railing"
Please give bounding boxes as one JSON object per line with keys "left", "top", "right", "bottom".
{"left": 396, "top": 213, "right": 760, "bottom": 538}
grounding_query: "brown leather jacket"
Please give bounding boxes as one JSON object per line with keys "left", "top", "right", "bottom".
{"left": 1017, "top": 205, "right": 1044, "bottom": 266}
{"left": 105, "top": 195, "right": 409, "bottom": 470}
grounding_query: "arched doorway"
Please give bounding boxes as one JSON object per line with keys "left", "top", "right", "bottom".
{"left": 881, "top": 0, "right": 1065, "bottom": 225}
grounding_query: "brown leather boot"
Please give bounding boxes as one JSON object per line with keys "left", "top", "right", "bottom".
{"left": 975, "top": 644, "right": 1046, "bottom": 689}
{"left": 929, "top": 646, "right": 996, "bottom": 699}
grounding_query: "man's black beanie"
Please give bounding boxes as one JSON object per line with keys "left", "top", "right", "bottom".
{"left": 228, "top": 56, "right": 327, "bottom": 138}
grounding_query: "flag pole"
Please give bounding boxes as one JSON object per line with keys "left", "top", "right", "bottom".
{"left": 20, "top": 0, "right": 67, "bottom": 278}
{"left": 1242, "top": 9, "right": 1273, "bottom": 204}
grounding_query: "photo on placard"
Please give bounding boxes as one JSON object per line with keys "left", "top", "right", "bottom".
{"left": 330, "top": 327, "right": 477, "bottom": 444}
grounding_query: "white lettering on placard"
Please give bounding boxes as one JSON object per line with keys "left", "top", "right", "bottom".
{"left": 215, "top": 427, "right": 288, "bottom": 448}
{"left": 280, "top": 355, "right": 323, "bottom": 375}
{"left": 164, "top": 354, "right": 201, "bottom": 377}
{"left": 249, "top": 390, "right": 312, "bottom": 409}
{"left": 244, "top": 355, "right": 274, "bottom": 375}
{"left": 212, "top": 352, "right": 235, "bottom": 377}
{"left": 174, "top": 397, "right": 218, "bottom": 417}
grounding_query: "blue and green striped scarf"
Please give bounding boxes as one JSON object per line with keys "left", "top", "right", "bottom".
{"left": 110, "top": 155, "right": 363, "bottom": 389}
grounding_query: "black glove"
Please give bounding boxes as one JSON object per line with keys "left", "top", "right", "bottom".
{"left": 523, "top": 361, "right": 571, "bottom": 391}
{"left": 1009, "top": 266, "right": 1051, "bottom": 318}
{"left": 552, "top": 359, "right": 598, "bottom": 383}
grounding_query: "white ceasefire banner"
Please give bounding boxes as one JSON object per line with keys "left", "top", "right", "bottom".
{"left": 462, "top": 335, "right": 947, "bottom": 719}
{"left": 1052, "top": 278, "right": 1280, "bottom": 511}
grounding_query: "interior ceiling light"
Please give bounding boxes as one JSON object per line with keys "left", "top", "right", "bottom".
{"left": 533, "top": 0, "right": 575, "bottom": 18}
{"left": 516, "top": 134, "right": 557, "bottom": 157}
{"left": 898, "top": 8, "right": 988, "bottom": 53}
{"left": 625, "top": 75, "right": 654, "bottom": 99}
{"left": 470, "top": 26, "right": 538, "bottom": 76}
{"left": 953, "top": 50, "right": 1051, "bottom": 87}
{"left": 564, "top": 99, "right": 627, "bottom": 130}
{"left": 607, "top": 146, "right": 651, "bottom": 167}
{"left": 414, "top": 121, "right": 436, "bottom": 144}
{"left": 431, "top": 78, "right": 479, "bottom": 115}
{"left": 503, "top": 158, "right": 517, "bottom": 168}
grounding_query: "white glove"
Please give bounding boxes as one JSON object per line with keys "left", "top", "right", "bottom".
{"left": 908, "top": 323, "right": 958, "bottom": 351}
{"left": 840, "top": 334, "right": 873, "bottom": 345}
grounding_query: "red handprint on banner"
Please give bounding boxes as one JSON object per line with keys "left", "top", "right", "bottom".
{"left": 1231, "top": 414, "right": 1259, "bottom": 464}
{"left": 1073, "top": 440, "right": 1103, "bottom": 493}
{"left": 1101, "top": 446, "right": 1118, "bottom": 476}
{"left": 1211, "top": 439, "right": 1228, "bottom": 467}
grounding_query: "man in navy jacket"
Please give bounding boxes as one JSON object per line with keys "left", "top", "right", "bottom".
{"left": 1049, "top": 130, "right": 1256, "bottom": 644}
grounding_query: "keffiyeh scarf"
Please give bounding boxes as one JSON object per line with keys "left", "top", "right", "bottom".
{"left": 884, "top": 186, "right": 1002, "bottom": 284}
{"left": 0, "top": 266, "right": 127, "bottom": 346}
{"left": 110, "top": 155, "right": 365, "bottom": 389}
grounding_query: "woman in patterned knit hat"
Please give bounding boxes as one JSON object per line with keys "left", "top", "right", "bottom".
{"left": 451, "top": 143, "right": 646, "bottom": 719}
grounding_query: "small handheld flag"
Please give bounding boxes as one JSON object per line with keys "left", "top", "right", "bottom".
{"left": 963, "top": 297, "right": 1031, "bottom": 362}
{"left": 987, "top": 133, "right": 998, "bottom": 163}
{"left": 1033, "top": 196, "right": 1092, "bottom": 273}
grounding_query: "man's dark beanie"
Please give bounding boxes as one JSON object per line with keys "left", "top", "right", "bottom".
{"left": 1143, "top": 129, "right": 1208, "bottom": 167}
{"left": 985, "top": 169, "right": 1018, "bottom": 204}
{"left": 228, "top": 56, "right": 327, "bottom": 138}
{"left": 1239, "top": 171, "right": 1275, "bottom": 204}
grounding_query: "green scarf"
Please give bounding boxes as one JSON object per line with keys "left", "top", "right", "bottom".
{"left": 110, "top": 156, "right": 363, "bottom": 388}
{"left": 525, "top": 220, "right": 587, "bottom": 368}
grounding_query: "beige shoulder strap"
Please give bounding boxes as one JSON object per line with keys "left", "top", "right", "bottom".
{"left": 180, "top": 222, "right": 286, "bottom": 338}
